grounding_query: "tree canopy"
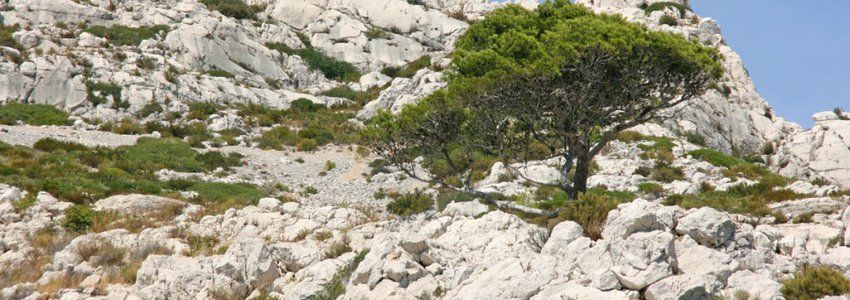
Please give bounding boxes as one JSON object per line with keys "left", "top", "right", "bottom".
{"left": 365, "top": 0, "right": 723, "bottom": 204}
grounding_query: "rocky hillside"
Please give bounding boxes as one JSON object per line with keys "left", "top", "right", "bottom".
{"left": 2, "top": 0, "right": 850, "bottom": 299}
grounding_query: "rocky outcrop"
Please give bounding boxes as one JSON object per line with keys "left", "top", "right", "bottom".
{"left": 773, "top": 111, "right": 850, "bottom": 189}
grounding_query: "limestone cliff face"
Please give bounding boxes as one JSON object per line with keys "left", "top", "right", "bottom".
{"left": 0, "top": 0, "right": 844, "bottom": 185}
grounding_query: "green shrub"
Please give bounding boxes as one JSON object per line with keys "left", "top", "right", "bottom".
{"left": 637, "top": 182, "right": 664, "bottom": 196}
{"left": 86, "top": 81, "right": 123, "bottom": 107}
{"left": 33, "top": 138, "right": 89, "bottom": 153}
{"left": 0, "top": 103, "right": 69, "bottom": 126}
{"left": 202, "top": 69, "right": 235, "bottom": 78}
{"left": 290, "top": 98, "right": 325, "bottom": 112}
{"left": 196, "top": 151, "right": 243, "bottom": 170}
{"left": 782, "top": 266, "right": 850, "bottom": 300}
{"left": 139, "top": 102, "right": 163, "bottom": 118}
{"left": 559, "top": 192, "right": 627, "bottom": 240}
{"left": 325, "top": 160, "right": 336, "bottom": 171}
{"left": 187, "top": 102, "right": 220, "bottom": 120}
{"left": 200, "top": 0, "right": 260, "bottom": 19}
{"left": 321, "top": 250, "right": 368, "bottom": 299}
{"left": 0, "top": 24, "right": 22, "bottom": 50}
{"left": 256, "top": 126, "right": 297, "bottom": 150}
{"left": 365, "top": 26, "right": 390, "bottom": 39}
{"left": 119, "top": 137, "right": 206, "bottom": 173}
{"left": 83, "top": 25, "right": 170, "bottom": 46}
{"left": 684, "top": 131, "right": 706, "bottom": 146}
{"left": 615, "top": 131, "right": 646, "bottom": 143}
{"left": 651, "top": 164, "right": 685, "bottom": 182}
{"left": 387, "top": 191, "right": 433, "bottom": 216}
{"left": 64, "top": 204, "right": 96, "bottom": 232}
{"left": 381, "top": 56, "right": 431, "bottom": 78}
{"left": 267, "top": 43, "right": 361, "bottom": 82}
{"left": 296, "top": 138, "right": 318, "bottom": 152}
{"left": 659, "top": 15, "right": 678, "bottom": 26}
{"left": 644, "top": 2, "right": 688, "bottom": 18}
{"left": 190, "top": 181, "right": 267, "bottom": 206}
{"left": 689, "top": 148, "right": 747, "bottom": 168}
{"left": 633, "top": 166, "right": 652, "bottom": 177}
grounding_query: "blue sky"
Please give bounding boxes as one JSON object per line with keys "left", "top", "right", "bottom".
{"left": 690, "top": 1, "right": 850, "bottom": 128}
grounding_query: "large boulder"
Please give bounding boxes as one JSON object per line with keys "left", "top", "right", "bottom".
{"left": 92, "top": 194, "right": 185, "bottom": 215}
{"left": 676, "top": 207, "right": 737, "bottom": 247}
{"left": 601, "top": 199, "right": 680, "bottom": 240}
{"left": 609, "top": 231, "right": 677, "bottom": 290}
{"left": 645, "top": 274, "right": 723, "bottom": 300}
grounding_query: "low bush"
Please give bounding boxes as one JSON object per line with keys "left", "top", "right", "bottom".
{"left": 200, "top": 0, "right": 261, "bottom": 20}
{"left": 85, "top": 81, "right": 123, "bottom": 108}
{"left": 33, "top": 138, "right": 89, "bottom": 153}
{"left": 644, "top": 2, "right": 688, "bottom": 18}
{"left": 63, "top": 204, "right": 97, "bottom": 232}
{"left": 781, "top": 266, "right": 850, "bottom": 300}
{"left": 387, "top": 191, "right": 433, "bottom": 216}
{"left": 651, "top": 163, "right": 685, "bottom": 182}
{"left": 267, "top": 42, "right": 361, "bottom": 82}
{"left": 324, "top": 240, "right": 352, "bottom": 259}
{"left": 119, "top": 137, "right": 207, "bottom": 173}
{"left": 637, "top": 182, "right": 664, "bottom": 196}
{"left": 0, "top": 103, "right": 69, "bottom": 126}
{"left": 83, "top": 25, "right": 170, "bottom": 46}
{"left": 321, "top": 250, "right": 368, "bottom": 299}
{"left": 139, "top": 102, "right": 163, "bottom": 118}
{"left": 202, "top": 69, "right": 235, "bottom": 78}
{"left": 381, "top": 56, "right": 431, "bottom": 78}
{"left": 559, "top": 192, "right": 627, "bottom": 240}
{"left": 689, "top": 148, "right": 747, "bottom": 168}
{"left": 296, "top": 138, "right": 318, "bottom": 152}
{"left": 659, "top": 15, "right": 678, "bottom": 26}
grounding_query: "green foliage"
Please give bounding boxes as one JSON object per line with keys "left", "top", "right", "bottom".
{"left": 83, "top": 25, "right": 170, "bottom": 46}
{"left": 365, "top": 26, "right": 390, "bottom": 39}
{"left": 86, "top": 81, "right": 123, "bottom": 108}
{"left": 120, "top": 137, "right": 207, "bottom": 173}
{"left": 189, "top": 181, "right": 266, "bottom": 206}
{"left": 187, "top": 102, "right": 220, "bottom": 120}
{"left": 200, "top": 0, "right": 260, "bottom": 19}
{"left": 559, "top": 192, "right": 628, "bottom": 240}
{"left": 651, "top": 163, "right": 685, "bottom": 182}
{"left": 202, "top": 69, "right": 235, "bottom": 78}
{"left": 644, "top": 2, "right": 689, "bottom": 18}
{"left": 658, "top": 15, "right": 678, "bottom": 26}
{"left": 0, "top": 24, "right": 22, "bottom": 50}
{"left": 637, "top": 182, "right": 664, "bottom": 195}
{"left": 684, "top": 131, "right": 706, "bottom": 146}
{"left": 33, "top": 138, "right": 89, "bottom": 153}
{"left": 781, "top": 266, "right": 850, "bottom": 300}
{"left": 387, "top": 191, "right": 433, "bottom": 216}
{"left": 667, "top": 175, "right": 808, "bottom": 221}
{"left": 63, "top": 204, "right": 96, "bottom": 232}
{"left": 296, "top": 138, "right": 318, "bottom": 152}
{"left": 689, "top": 148, "right": 747, "bottom": 168}
{"left": 320, "top": 250, "right": 369, "bottom": 299}
{"left": 139, "top": 102, "right": 163, "bottom": 118}
{"left": 250, "top": 103, "right": 359, "bottom": 150}
{"left": 267, "top": 42, "right": 361, "bottom": 82}
{"left": 381, "top": 56, "right": 432, "bottom": 78}
{"left": 0, "top": 103, "right": 70, "bottom": 126}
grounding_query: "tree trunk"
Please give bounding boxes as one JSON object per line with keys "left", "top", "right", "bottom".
{"left": 570, "top": 150, "right": 590, "bottom": 199}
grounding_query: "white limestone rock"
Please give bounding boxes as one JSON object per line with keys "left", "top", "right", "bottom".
{"left": 676, "top": 207, "right": 737, "bottom": 247}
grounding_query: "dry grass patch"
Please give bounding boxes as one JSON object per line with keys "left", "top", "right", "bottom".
{"left": 0, "top": 228, "right": 69, "bottom": 289}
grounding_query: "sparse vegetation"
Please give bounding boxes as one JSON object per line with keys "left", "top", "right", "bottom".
{"left": 267, "top": 42, "right": 361, "bottom": 82}
{"left": 0, "top": 103, "right": 70, "bottom": 126}
{"left": 83, "top": 24, "right": 170, "bottom": 46}
{"left": 320, "top": 250, "right": 368, "bottom": 299}
{"left": 200, "top": 0, "right": 262, "bottom": 20}
{"left": 387, "top": 191, "right": 433, "bottom": 216}
{"left": 86, "top": 80, "right": 123, "bottom": 108}
{"left": 202, "top": 69, "right": 236, "bottom": 78}
{"left": 781, "top": 266, "right": 850, "bottom": 300}
{"left": 643, "top": 2, "right": 689, "bottom": 18}
{"left": 381, "top": 56, "right": 432, "bottom": 78}
{"left": 558, "top": 192, "right": 629, "bottom": 240}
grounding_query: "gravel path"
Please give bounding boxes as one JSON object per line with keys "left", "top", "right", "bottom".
{"left": 0, "top": 125, "right": 144, "bottom": 147}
